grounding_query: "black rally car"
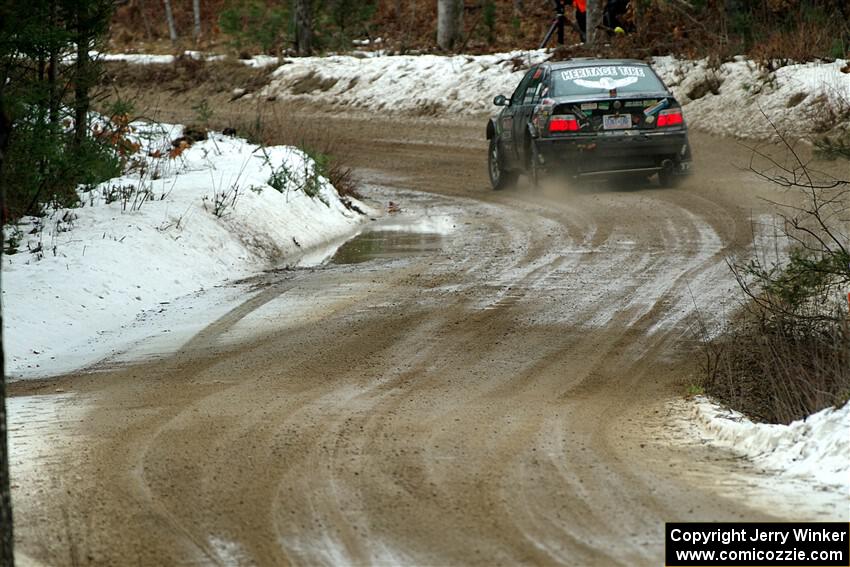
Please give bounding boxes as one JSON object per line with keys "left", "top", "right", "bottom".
{"left": 486, "top": 58, "right": 692, "bottom": 189}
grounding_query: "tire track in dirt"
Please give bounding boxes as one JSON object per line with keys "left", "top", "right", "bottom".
{"left": 8, "top": 115, "right": 790, "bottom": 566}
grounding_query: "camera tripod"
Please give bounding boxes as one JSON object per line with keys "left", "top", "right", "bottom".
{"left": 538, "top": 0, "right": 579, "bottom": 48}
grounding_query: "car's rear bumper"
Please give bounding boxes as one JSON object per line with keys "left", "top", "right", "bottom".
{"left": 535, "top": 129, "right": 692, "bottom": 177}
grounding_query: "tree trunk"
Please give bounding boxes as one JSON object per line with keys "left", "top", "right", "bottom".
{"left": 163, "top": 0, "right": 178, "bottom": 43}
{"left": 630, "top": 0, "right": 639, "bottom": 34}
{"left": 38, "top": 53, "right": 48, "bottom": 181}
{"left": 513, "top": 0, "right": 522, "bottom": 15}
{"left": 0, "top": 83, "right": 14, "bottom": 567}
{"left": 403, "top": 0, "right": 417, "bottom": 49}
{"left": 585, "top": 0, "right": 598, "bottom": 46}
{"left": 48, "top": 53, "right": 58, "bottom": 125}
{"left": 294, "top": 0, "right": 313, "bottom": 55}
{"left": 48, "top": 0, "right": 59, "bottom": 127}
{"left": 138, "top": 0, "right": 154, "bottom": 39}
{"left": 192, "top": 0, "right": 201, "bottom": 42}
{"left": 0, "top": 307, "right": 12, "bottom": 567}
{"left": 437, "top": 0, "right": 464, "bottom": 50}
{"left": 74, "top": 15, "right": 91, "bottom": 151}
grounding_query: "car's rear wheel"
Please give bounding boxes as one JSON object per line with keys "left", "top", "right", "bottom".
{"left": 529, "top": 140, "right": 544, "bottom": 189}
{"left": 488, "top": 138, "right": 517, "bottom": 190}
{"left": 658, "top": 168, "right": 682, "bottom": 188}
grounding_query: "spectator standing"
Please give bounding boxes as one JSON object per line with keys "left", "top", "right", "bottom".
{"left": 566, "top": 0, "right": 587, "bottom": 42}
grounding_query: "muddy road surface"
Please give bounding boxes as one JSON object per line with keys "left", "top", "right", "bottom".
{"left": 10, "top": 112, "right": 804, "bottom": 566}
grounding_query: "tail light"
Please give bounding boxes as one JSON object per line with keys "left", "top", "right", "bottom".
{"left": 657, "top": 109, "right": 684, "bottom": 127}
{"left": 548, "top": 115, "right": 580, "bottom": 133}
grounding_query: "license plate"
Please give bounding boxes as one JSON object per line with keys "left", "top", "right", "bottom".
{"left": 603, "top": 114, "right": 632, "bottom": 130}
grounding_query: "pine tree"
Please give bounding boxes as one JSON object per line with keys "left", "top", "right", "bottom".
{"left": 1, "top": 0, "right": 116, "bottom": 219}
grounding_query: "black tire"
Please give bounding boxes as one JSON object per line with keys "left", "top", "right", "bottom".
{"left": 488, "top": 138, "right": 517, "bottom": 190}
{"left": 658, "top": 168, "right": 682, "bottom": 188}
{"left": 529, "top": 140, "right": 544, "bottom": 189}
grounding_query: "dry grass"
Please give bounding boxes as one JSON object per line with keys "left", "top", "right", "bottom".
{"left": 809, "top": 93, "right": 850, "bottom": 134}
{"left": 701, "top": 310, "right": 850, "bottom": 424}
{"left": 101, "top": 56, "right": 274, "bottom": 96}
{"left": 698, "top": 130, "right": 850, "bottom": 425}
{"left": 288, "top": 71, "right": 339, "bottom": 95}
{"left": 750, "top": 18, "right": 846, "bottom": 70}
{"left": 221, "top": 104, "right": 363, "bottom": 199}
{"left": 326, "top": 160, "right": 361, "bottom": 200}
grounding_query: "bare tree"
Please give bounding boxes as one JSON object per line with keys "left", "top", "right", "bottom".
{"left": 513, "top": 0, "right": 523, "bottom": 15}
{"left": 192, "top": 0, "right": 201, "bottom": 42}
{"left": 294, "top": 0, "right": 312, "bottom": 55}
{"left": 404, "top": 0, "right": 418, "bottom": 50}
{"left": 137, "top": 0, "right": 154, "bottom": 39}
{"left": 437, "top": 0, "right": 464, "bottom": 50}
{"left": 585, "top": 0, "right": 598, "bottom": 46}
{"left": 163, "top": 0, "right": 177, "bottom": 43}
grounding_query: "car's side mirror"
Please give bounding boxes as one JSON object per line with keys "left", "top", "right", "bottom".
{"left": 493, "top": 94, "right": 508, "bottom": 107}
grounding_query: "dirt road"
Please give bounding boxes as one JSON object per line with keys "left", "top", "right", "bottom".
{"left": 10, "top": 113, "right": 803, "bottom": 566}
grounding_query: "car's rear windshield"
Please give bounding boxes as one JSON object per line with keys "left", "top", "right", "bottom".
{"left": 551, "top": 64, "right": 665, "bottom": 97}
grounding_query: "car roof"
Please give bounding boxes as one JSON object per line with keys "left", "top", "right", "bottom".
{"left": 546, "top": 58, "right": 649, "bottom": 70}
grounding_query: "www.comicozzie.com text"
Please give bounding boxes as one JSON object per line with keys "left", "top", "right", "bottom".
{"left": 670, "top": 527, "right": 848, "bottom": 546}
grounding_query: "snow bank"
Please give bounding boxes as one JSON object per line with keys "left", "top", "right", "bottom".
{"left": 260, "top": 50, "right": 551, "bottom": 115}
{"left": 689, "top": 396, "right": 850, "bottom": 489}
{"left": 257, "top": 51, "right": 849, "bottom": 138}
{"left": 2, "top": 122, "right": 369, "bottom": 378}
{"left": 96, "top": 50, "right": 281, "bottom": 68}
{"left": 99, "top": 48, "right": 850, "bottom": 138}
{"left": 653, "top": 56, "right": 850, "bottom": 138}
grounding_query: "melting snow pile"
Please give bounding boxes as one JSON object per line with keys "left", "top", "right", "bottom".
{"left": 258, "top": 51, "right": 850, "bottom": 138}
{"left": 652, "top": 56, "right": 850, "bottom": 138}
{"left": 98, "top": 49, "right": 850, "bottom": 138}
{"left": 690, "top": 396, "right": 850, "bottom": 489}
{"left": 260, "top": 50, "right": 552, "bottom": 114}
{"left": 2, "top": 122, "right": 368, "bottom": 378}
{"left": 96, "top": 50, "right": 281, "bottom": 68}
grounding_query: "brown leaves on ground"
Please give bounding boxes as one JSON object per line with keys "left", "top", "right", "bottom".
{"left": 94, "top": 113, "right": 141, "bottom": 157}
{"left": 168, "top": 140, "right": 190, "bottom": 159}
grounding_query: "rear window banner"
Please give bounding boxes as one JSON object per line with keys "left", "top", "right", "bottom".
{"left": 553, "top": 66, "right": 663, "bottom": 97}
{"left": 559, "top": 66, "right": 646, "bottom": 82}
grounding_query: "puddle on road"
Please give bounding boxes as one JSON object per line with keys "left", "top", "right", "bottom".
{"left": 291, "top": 215, "right": 455, "bottom": 268}
{"left": 330, "top": 230, "right": 444, "bottom": 265}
